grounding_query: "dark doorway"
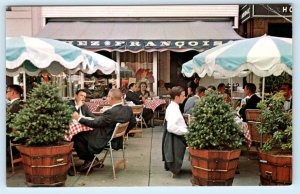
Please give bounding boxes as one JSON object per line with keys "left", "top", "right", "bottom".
{"left": 268, "top": 23, "right": 292, "bottom": 38}
{"left": 170, "top": 51, "right": 198, "bottom": 88}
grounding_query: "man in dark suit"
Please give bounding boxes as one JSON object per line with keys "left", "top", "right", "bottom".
{"left": 6, "top": 85, "right": 25, "bottom": 162}
{"left": 125, "top": 83, "right": 154, "bottom": 126}
{"left": 281, "top": 83, "right": 292, "bottom": 111}
{"left": 72, "top": 88, "right": 136, "bottom": 172}
{"left": 125, "top": 83, "right": 142, "bottom": 105}
{"left": 69, "top": 89, "right": 94, "bottom": 118}
{"left": 239, "top": 83, "right": 261, "bottom": 122}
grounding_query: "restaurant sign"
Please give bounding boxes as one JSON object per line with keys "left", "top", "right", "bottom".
{"left": 61, "top": 39, "right": 236, "bottom": 52}
{"left": 240, "top": 4, "right": 292, "bottom": 24}
{"left": 253, "top": 4, "right": 292, "bottom": 17}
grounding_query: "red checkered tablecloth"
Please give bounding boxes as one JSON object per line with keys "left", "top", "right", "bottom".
{"left": 85, "top": 102, "right": 99, "bottom": 112}
{"left": 90, "top": 98, "right": 110, "bottom": 106}
{"left": 65, "top": 121, "right": 94, "bottom": 141}
{"left": 242, "top": 122, "right": 252, "bottom": 148}
{"left": 144, "top": 99, "right": 166, "bottom": 112}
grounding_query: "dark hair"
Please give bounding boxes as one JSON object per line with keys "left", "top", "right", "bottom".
{"left": 196, "top": 86, "right": 206, "bottom": 94}
{"left": 165, "top": 83, "right": 173, "bottom": 90}
{"left": 245, "top": 83, "right": 256, "bottom": 93}
{"left": 75, "top": 89, "right": 88, "bottom": 95}
{"left": 170, "top": 86, "right": 184, "bottom": 100}
{"left": 128, "top": 83, "right": 136, "bottom": 89}
{"left": 217, "top": 83, "right": 226, "bottom": 90}
{"left": 193, "top": 74, "right": 200, "bottom": 79}
{"left": 207, "top": 85, "right": 216, "bottom": 90}
{"left": 139, "top": 82, "right": 147, "bottom": 88}
{"left": 282, "top": 82, "right": 292, "bottom": 90}
{"left": 7, "top": 85, "right": 23, "bottom": 96}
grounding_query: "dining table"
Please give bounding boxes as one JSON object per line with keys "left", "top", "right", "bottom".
{"left": 90, "top": 98, "right": 109, "bottom": 106}
{"left": 85, "top": 102, "right": 99, "bottom": 112}
{"left": 65, "top": 120, "right": 94, "bottom": 141}
{"left": 144, "top": 98, "right": 166, "bottom": 112}
{"left": 242, "top": 122, "right": 252, "bottom": 148}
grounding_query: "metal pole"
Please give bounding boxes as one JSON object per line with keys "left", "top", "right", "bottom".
{"left": 68, "top": 71, "right": 72, "bottom": 98}
{"left": 116, "top": 52, "right": 121, "bottom": 88}
{"left": 80, "top": 72, "right": 84, "bottom": 89}
{"left": 23, "top": 72, "right": 26, "bottom": 100}
{"left": 262, "top": 77, "right": 265, "bottom": 100}
{"left": 230, "top": 77, "right": 233, "bottom": 100}
{"left": 153, "top": 52, "right": 158, "bottom": 96}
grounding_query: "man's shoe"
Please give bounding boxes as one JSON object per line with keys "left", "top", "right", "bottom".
{"left": 67, "top": 167, "right": 75, "bottom": 176}
{"left": 94, "top": 158, "right": 104, "bottom": 168}
{"left": 79, "top": 159, "right": 103, "bottom": 172}
{"left": 79, "top": 160, "right": 93, "bottom": 172}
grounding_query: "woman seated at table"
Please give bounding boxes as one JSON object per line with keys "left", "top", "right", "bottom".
{"left": 126, "top": 83, "right": 154, "bottom": 127}
{"left": 217, "top": 83, "right": 231, "bottom": 104}
{"left": 136, "top": 82, "right": 151, "bottom": 101}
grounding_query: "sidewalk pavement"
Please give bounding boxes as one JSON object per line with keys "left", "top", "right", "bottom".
{"left": 6, "top": 125, "right": 260, "bottom": 187}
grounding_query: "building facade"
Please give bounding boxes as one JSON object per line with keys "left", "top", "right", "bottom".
{"left": 6, "top": 5, "right": 242, "bottom": 95}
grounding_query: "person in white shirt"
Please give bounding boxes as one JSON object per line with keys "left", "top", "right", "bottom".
{"left": 162, "top": 86, "right": 188, "bottom": 177}
{"left": 166, "top": 89, "right": 188, "bottom": 135}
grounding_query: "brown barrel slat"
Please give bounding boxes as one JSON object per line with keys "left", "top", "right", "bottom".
{"left": 259, "top": 151, "right": 292, "bottom": 185}
{"left": 189, "top": 148, "right": 241, "bottom": 186}
{"left": 19, "top": 142, "right": 73, "bottom": 186}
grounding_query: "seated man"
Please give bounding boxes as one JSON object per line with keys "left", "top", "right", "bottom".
{"left": 6, "top": 85, "right": 25, "bottom": 163}
{"left": 126, "top": 83, "right": 154, "bottom": 126}
{"left": 238, "top": 83, "right": 261, "bottom": 122}
{"left": 158, "top": 80, "right": 168, "bottom": 96}
{"left": 72, "top": 89, "right": 136, "bottom": 172}
{"left": 69, "top": 89, "right": 94, "bottom": 118}
{"left": 184, "top": 86, "right": 206, "bottom": 115}
{"left": 280, "top": 82, "right": 292, "bottom": 111}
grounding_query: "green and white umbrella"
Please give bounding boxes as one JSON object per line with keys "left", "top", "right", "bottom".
{"left": 6, "top": 36, "right": 90, "bottom": 76}
{"left": 182, "top": 35, "right": 292, "bottom": 78}
{"left": 182, "top": 35, "right": 292, "bottom": 99}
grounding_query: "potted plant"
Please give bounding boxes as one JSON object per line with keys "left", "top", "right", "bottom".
{"left": 8, "top": 82, "right": 74, "bottom": 186}
{"left": 185, "top": 90, "right": 243, "bottom": 186}
{"left": 257, "top": 92, "right": 292, "bottom": 185}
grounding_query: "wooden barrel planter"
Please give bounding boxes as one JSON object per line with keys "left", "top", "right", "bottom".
{"left": 189, "top": 148, "right": 241, "bottom": 186}
{"left": 19, "top": 141, "right": 73, "bottom": 186}
{"left": 259, "top": 151, "right": 292, "bottom": 185}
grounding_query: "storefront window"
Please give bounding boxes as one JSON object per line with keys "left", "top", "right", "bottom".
{"left": 119, "top": 52, "right": 154, "bottom": 92}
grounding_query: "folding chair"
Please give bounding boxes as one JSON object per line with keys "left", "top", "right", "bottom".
{"left": 69, "top": 149, "right": 78, "bottom": 175}
{"left": 86, "top": 122, "right": 129, "bottom": 179}
{"left": 127, "top": 105, "right": 147, "bottom": 138}
{"left": 246, "top": 109, "right": 272, "bottom": 152}
{"left": 9, "top": 140, "right": 22, "bottom": 173}
{"left": 183, "top": 114, "right": 191, "bottom": 126}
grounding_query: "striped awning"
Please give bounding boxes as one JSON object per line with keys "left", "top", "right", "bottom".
{"left": 36, "top": 21, "right": 243, "bottom": 53}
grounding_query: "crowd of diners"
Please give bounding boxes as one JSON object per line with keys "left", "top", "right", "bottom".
{"left": 6, "top": 76, "right": 292, "bottom": 176}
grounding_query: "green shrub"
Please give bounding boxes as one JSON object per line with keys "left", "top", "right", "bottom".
{"left": 8, "top": 82, "right": 73, "bottom": 146}
{"left": 257, "top": 92, "right": 292, "bottom": 153}
{"left": 185, "top": 90, "right": 243, "bottom": 150}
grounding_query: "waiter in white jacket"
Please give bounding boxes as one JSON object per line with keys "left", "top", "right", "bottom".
{"left": 162, "top": 86, "right": 188, "bottom": 177}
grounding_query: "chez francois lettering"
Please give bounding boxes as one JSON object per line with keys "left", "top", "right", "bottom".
{"left": 63, "top": 40, "right": 231, "bottom": 49}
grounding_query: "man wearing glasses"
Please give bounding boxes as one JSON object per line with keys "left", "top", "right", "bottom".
{"left": 6, "top": 85, "right": 24, "bottom": 165}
